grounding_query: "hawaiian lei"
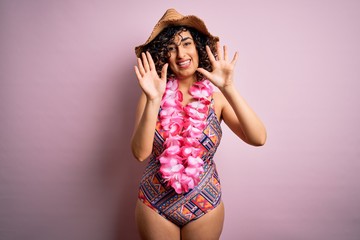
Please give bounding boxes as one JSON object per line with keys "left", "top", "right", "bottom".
{"left": 158, "top": 78, "right": 214, "bottom": 194}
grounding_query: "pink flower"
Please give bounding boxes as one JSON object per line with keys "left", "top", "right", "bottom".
{"left": 157, "top": 79, "right": 213, "bottom": 193}
{"left": 168, "top": 122, "right": 183, "bottom": 136}
{"left": 184, "top": 106, "right": 207, "bottom": 119}
{"left": 187, "top": 156, "right": 204, "bottom": 167}
{"left": 189, "top": 80, "right": 213, "bottom": 100}
{"left": 182, "top": 124, "right": 203, "bottom": 138}
{"left": 189, "top": 118, "right": 206, "bottom": 129}
{"left": 166, "top": 78, "right": 179, "bottom": 91}
{"left": 164, "top": 136, "right": 182, "bottom": 148}
{"left": 184, "top": 167, "right": 199, "bottom": 177}
{"left": 160, "top": 163, "right": 184, "bottom": 175}
{"left": 164, "top": 144, "right": 181, "bottom": 155}
{"left": 183, "top": 137, "right": 201, "bottom": 146}
{"left": 159, "top": 108, "right": 176, "bottom": 118}
{"left": 180, "top": 175, "right": 194, "bottom": 192}
{"left": 158, "top": 154, "right": 182, "bottom": 165}
{"left": 187, "top": 101, "right": 208, "bottom": 113}
{"left": 171, "top": 180, "right": 183, "bottom": 194}
{"left": 181, "top": 146, "right": 202, "bottom": 158}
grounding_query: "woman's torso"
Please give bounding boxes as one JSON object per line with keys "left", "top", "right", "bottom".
{"left": 137, "top": 96, "right": 223, "bottom": 226}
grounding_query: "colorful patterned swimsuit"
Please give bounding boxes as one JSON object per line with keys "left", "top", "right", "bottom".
{"left": 138, "top": 99, "right": 222, "bottom": 227}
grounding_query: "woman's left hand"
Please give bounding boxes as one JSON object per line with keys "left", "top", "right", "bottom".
{"left": 197, "top": 42, "right": 238, "bottom": 91}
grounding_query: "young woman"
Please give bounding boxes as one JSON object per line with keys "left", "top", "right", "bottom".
{"left": 131, "top": 8, "right": 266, "bottom": 240}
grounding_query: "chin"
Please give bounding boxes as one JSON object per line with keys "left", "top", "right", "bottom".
{"left": 177, "top": 70, "right": 197, "bottom": 79}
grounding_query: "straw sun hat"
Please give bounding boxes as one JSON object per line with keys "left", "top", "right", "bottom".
{"left": 135, "top": 8, "right": 219, "bottom": 57}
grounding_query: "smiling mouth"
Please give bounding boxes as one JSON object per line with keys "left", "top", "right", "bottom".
{"left": 177, "top": 60, "right": 191, "bottom": 68}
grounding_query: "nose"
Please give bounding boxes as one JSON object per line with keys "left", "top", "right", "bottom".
{"left": 176, "top": 46, "right": 186, "bottom": 58}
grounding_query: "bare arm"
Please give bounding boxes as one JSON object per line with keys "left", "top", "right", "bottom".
{"left": 131, "top": 52, "right": 168, "bottom": 161}
{"left": 131, "top": 93, "right": 162, "bottom": 161}
{"left": 197, "top": 43, "right": 267, "bottom": 146}
{"left": 217, "top": 87, "right": 266, "bottom": 146}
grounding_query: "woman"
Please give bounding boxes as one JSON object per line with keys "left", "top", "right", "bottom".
{"left": 131, "top": 8, "right": 266, "bottom": 240}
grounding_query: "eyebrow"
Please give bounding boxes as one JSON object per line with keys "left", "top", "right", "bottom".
{"left": 181, "top": 37, "right": 192, "bottom": 42}
{"left": 170, "top": 37, "right": 193, "bottom": 45}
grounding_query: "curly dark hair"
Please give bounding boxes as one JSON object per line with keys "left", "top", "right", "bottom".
{"left": 142, "top": 26, "right": 218, "bottom": 81}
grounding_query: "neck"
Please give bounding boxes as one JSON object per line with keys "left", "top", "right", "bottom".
{"left": 177, "top": 75, "right": 197, "bottom": 91}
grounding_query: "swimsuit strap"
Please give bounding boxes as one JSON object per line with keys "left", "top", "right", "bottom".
{"left": 209, "top": 96, "right": 216, "bottom": 114}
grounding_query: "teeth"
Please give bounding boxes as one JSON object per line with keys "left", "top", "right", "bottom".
{"left": 178, "top": 60, "right": 190, "bottom": 66}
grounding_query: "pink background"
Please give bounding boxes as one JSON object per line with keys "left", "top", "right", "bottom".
{"left": 1, "top": 0, "right": 360, "bottom": 239}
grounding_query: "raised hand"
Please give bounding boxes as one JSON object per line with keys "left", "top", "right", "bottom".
{"left": 197, "top": 42, "right": 238, "bottom": 90}
{"left": 134, "top": 51, "right": 168, "bottom": 100}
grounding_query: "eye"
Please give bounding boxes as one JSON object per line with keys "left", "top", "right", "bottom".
{"left": 167, "top": 45, "right": 177, "bottom": 52}
{"left": 183, "top": 41, "right": 192, "bottom": 47}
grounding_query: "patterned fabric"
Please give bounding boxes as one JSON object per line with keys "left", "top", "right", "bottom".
{"left": 138, "top": 99, "right": 222, "bottom": 227}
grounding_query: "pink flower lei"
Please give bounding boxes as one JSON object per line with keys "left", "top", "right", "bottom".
{"left": 158, "top": 78, "right": 214, "bottom": 194}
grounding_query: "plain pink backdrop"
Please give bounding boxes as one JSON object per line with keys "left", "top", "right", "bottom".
{"left": 1, "top": 0, "right": 360, "bottom": 239}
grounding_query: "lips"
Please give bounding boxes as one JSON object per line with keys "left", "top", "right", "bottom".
{"left": 177, "top": 60, "right": 191, "bottom": 68}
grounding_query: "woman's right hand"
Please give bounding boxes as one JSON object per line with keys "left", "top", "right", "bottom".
{"left": 134, "top": 51, "right": 168, "bottom": 101}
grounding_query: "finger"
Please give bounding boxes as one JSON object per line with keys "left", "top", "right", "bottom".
{"left": 141, "top": 52, "right": 150, "bottom": 72}
{"left": 223, "top": 45, "right": 228, "bottom": 62}
{"left": 231, "top": 51, "right": 239, "bottom": 65}
{"left": 137, "top": 57, "right": 145, "bottom": 75}
{"left": 216, "top": 42, "right": 222, "bottom": 61}
{"left": 161, "top": 63, "right": 168, "bottom": 81}
{"left": 206, "top": 45, "right": 216, "bottom": 63}
{"left": 146, "top": 51, "right": 156, "bottom": 71}
{"left": 197, "top": 67, "right": 211, "bottom": 80}
{"left": 134, "top": 66, "right": 142, "bottom": 80}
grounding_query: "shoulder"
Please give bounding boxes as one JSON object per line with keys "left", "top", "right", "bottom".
{"left": 212, "top": 91, "right": 226, "bottom": 108}
{"left": 211, "top": 91, "right": 227, "bottom": 121}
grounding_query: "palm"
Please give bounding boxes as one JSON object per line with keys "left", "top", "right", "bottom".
{"left": 197, "top": 42, "right": 238, "bottom": 90}
{"left": 135, "top": 52, "right": 168, "bottom": 100}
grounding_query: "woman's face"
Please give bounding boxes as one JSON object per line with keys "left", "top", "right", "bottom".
{"left": 167, "top": 30, "right": 199, "bottom": 80}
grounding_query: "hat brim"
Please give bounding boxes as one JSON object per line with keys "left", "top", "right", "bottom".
{"left": 135, "top": 10, "right": 219, "bottom": 57}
